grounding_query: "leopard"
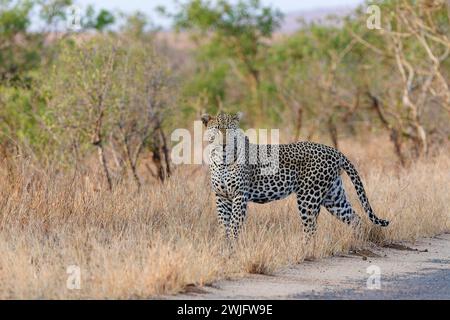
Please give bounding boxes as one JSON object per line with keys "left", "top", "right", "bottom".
{"left": 201, "top": 112, "right": 389, "bottom": 241}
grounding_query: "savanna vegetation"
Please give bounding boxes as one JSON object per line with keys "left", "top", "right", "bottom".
{"left": 0, "top": 0, "right": 449, "bottom": 298}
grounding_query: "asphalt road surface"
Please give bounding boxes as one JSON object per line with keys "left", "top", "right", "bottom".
{"left": 295, "top": 267, "right": 450, "bottom": 299}
{"left": 176, "top": 234, "right": 450, "bottom": 300}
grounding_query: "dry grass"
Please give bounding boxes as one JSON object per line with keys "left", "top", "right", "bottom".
{"left": 0, "top": 137, "right": 448, "bottom": 299}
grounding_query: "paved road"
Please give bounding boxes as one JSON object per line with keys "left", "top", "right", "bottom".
{"left": 295, "top": 266, "right": 450, "bottom": 300}
{"left": 177, "top": 234, "right": 450, "bottom": 300}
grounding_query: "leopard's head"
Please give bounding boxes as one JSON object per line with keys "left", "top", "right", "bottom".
{"left": 201, "top": 112, "right": 243, "bottom": 144}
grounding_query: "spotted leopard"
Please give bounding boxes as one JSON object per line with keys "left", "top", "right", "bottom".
{"left": 202, "top": 112, "right": 389, "bottom": 241}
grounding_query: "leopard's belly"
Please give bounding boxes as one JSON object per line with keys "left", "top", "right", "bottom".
{"left": 247, "top": 168, "right": 299, "bottom": 204}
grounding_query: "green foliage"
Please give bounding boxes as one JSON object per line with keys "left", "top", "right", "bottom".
{"left": 164, "top": 0, "right": 283, "bottom": 120}
{"left": 83, "top": 5, "right": 115, "bottom": 31}
{"left": 42, "top": 34, "right": 173, "bottom": 166}
{"left": 0, "top": 0, "right": 126, "bottom": 158}
{"left": 44, "top": 37, "right": 118, "bottom": 143}
{"left": 120, "top": 11, "right": 150, "bottom": 38}
{"left": 171, "top": 0, "right": 282, "bottom": 36}
{"left": 38, "top": 0, "right": 73, "bottom": 26}
{"left": 0, "top": 0, "right": 40, "bottom": 84}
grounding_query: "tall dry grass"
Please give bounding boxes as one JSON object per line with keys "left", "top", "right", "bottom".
{"left": 0, "top": 137, "right": 448, "bottom": 299}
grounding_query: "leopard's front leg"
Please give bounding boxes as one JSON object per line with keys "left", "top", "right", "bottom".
{"left": 230, "top": 193, "right": 248, "bottom": 240}
{"left": 215, "top": 195, "right": 232, "bottom": 239}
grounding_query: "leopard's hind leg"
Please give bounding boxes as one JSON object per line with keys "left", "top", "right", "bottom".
{"left": 322, "top": 176, "right": 361, "bottom": 227}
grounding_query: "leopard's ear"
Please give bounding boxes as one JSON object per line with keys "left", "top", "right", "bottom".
{"left": 234, "top": 112, "right": 243, "bottom": 122}
{"left": 201, "top": 114, "right": 211, "bottom": 127}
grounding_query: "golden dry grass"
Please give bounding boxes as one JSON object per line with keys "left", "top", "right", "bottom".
{"left": 0, "top": 137, "right": 448, "bottom": 299}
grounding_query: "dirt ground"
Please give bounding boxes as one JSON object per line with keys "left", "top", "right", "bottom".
{"left": 176, "top": 233, "right": 450, "bottom": 300}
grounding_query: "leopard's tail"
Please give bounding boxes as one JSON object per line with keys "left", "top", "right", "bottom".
{"left": 341, "top": 155, "right": 389, "bottom": 227}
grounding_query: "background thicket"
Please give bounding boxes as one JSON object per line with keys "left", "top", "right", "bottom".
{"left": 2, "top": 0, "right": 449, "bottom": 179}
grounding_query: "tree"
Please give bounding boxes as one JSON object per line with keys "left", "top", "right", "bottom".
{"left": 83, "top": 6, "right": 115, "bottom": 32}
{"left": 351, "top": 0, "right": 450, "bottom": 162}
{"left": 112, "top": 38, "right": 173, "bottom": 187}
{"left": 161, "top": 0, "right": 283, "bottom": 122}
{"left": 0, "top": 0, "right": 38, "bottom": 85}
{"left": 0, "top": 0, "right": 117, "bottom": 161}
{"left": 44, "top": 36, "right": 173, "bottom": 189}
{"left": 269, "top": 20, "right": 364, "bottom": 146}
{"left": 45, "top": 37, "right": 118, "bottom": 190}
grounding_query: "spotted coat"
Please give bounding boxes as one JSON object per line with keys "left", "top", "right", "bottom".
{"left": 201, "top": 113, "right": 389, "bottom": 241}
